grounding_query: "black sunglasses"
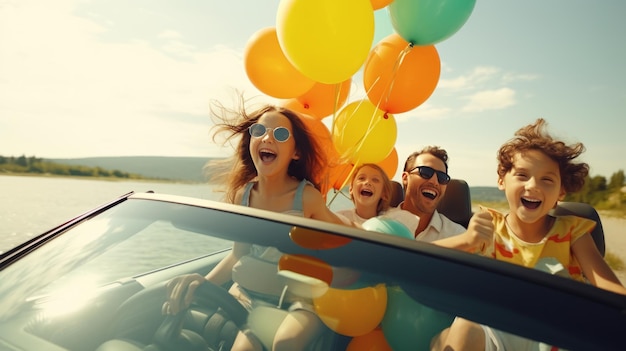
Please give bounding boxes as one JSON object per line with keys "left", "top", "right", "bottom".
{"left": 248, "top": 123, "right": 291, "bottom": 142}
{"left": 408, "top": 166, "right": 451, "bottom": 185}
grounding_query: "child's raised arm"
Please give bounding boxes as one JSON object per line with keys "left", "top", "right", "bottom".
{"left": 573, "top": 234, "right": 626, "bottom": 295}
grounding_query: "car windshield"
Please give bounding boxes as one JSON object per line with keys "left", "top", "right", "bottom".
{"left": 0, "top": 194, "right": 623, "bottom": 351}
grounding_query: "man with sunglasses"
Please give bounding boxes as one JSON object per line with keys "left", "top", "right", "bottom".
{"left": 400, "top": 146, "right": 493, "bottom": 252}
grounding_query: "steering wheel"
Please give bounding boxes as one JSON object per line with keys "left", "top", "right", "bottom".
{"left": 152, "top": 281, "right": 249, "bottom": 351}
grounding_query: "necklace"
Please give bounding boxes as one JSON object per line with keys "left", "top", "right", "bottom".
{"left": 504, "top": 214, "right": 553, "bottom": 244}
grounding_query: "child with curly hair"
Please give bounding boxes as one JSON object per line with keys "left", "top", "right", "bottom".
{"left": 432, "top": 118, "right": 626, "bottom": 351}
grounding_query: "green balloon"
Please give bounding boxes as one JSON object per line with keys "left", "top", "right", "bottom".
{"left": 389, "top": 0, "right": 476, "bottom": 46}
{"left": 382, "top": 286, "right": 455, "bottom": 351}
{"left": 362, "top": 217, "right": 414, "bottom": 239}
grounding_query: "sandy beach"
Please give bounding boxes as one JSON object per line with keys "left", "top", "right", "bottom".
{"left": 599, "top": 214, "right": 626, "bottom": 285}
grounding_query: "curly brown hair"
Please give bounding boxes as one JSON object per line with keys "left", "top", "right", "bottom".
{"left": 496, "top": 118, "right": 589, "bottom": 193}
{"left": 205, "top": 95, "right": 326, "bottom": 203}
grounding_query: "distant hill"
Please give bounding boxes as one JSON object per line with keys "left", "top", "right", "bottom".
{"left": 47, "top": 156, "right": 216, "bottom": 182}
{"left": 46, "top": 156, "right": 507, "bottom": 201}
{"left": 470, "top": 186, "right": 506, "bottom": 203}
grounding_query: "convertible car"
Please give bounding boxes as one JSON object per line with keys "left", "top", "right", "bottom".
{"left": 0, "top": 183, "right": 624, "bottom": 351}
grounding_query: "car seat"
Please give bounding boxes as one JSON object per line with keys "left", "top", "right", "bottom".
{"left": 550, "top": 202, "right": 606, "bottom": 257}
{"left": 389, "top": 179, "right": 473, "bottom": 228}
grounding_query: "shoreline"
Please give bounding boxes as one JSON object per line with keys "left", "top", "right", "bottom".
{"left": 0, "top": 172, "right": 203, "bottom": 185}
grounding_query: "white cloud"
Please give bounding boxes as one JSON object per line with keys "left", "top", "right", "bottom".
{"left": 502, "top": 72, "right": 540, "bottom": 83}
{"left": 461, "top": 88, "right": 516, "bottom": 113}
{"left": 438, "top": 66, "right": 501, "bottom": 91}
{"left": 394, "top": 103, "right": 453, "bottom": 123}
{"left": 0, "top": 0, "right": 262, "bottom": 158}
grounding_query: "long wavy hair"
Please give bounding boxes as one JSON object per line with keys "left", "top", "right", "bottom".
{"left": 205, "top": 95, "right": 326, "bottom": 203}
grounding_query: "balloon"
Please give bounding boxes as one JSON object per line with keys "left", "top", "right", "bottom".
{"left": 332, "top": 100, "right": 397, "bottom": 164}
{"left": 370, "top": 0, "right": 393, "bottom": 11}
{"left": 289, "top": 226, "right": 352, "bottom": 250}
{"left": 362, "top": 217, "right": 413, "bottom": 239}
{"left": 314, "top": 284, "right": 387, "bottom": 337}
{"left": 278, "top": 254, "right": 333, "bottom": 285}
{"left": 276, "top": 0, "right": 375, "bottom": 84}
{"left": 389, "top": 0, "right": 476, "bottom": 46}
{"left": 283, "top": 79, "right": 352, "bottom": 119}
{"left": 244, "top": 27, "right": 315, "bottom": 98}
{"left": 278, "top": 255, "right": 333, "bottom": 299}
{"left": 346, "top": 328, "right": 393, "bottom": 351}
{"left": 382, "top": 286, "right": 455, "bottom": 351}
{"left": 296, "top": 113, "right": 336, "bottom": 194}
{"left": 364, "top": 34, "right": 440, "bottom": 114}
{"left": 378, "top": 148, "right": 398, "bottom": 180}
{"left": 327, "top": 160, "right": 353, "bottom": 191}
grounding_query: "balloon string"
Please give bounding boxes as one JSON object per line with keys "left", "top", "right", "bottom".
{"left": 364, "top": 75, "right": 384, "bottom": 112}
{"left": 330, "top": 83, "right": 339, "bottom": 141}
{"left": 382, "top": 43, "right": 412, "bottom": 108}
{"left": 343, "top": 99, "right": 382, "bottom": 167}
{"left": 341, "top": 44, "right": 410, "bottom": 169}
{"left": 326, "top": 162, "right": 356, "bottom": 206}
{"left": 338, "top": 160, "right": 357, "bottom": 191}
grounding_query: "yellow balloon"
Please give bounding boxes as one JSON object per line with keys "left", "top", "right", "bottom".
{"left": 332, "top": 100, "right": 397, "bottom": 164}
{"left": 314, "top": 284, "right": 387, "bottom": 337}
{"left": 276, "top": 0, "right": 375, "bottom": 84}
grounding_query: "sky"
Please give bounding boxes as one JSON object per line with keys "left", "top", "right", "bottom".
{"left": 1, "top": 0, "right": 625, "bottom": 186}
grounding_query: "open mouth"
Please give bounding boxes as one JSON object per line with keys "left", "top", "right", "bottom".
{"left": 521, "top": 197, "right": 541, "bottom": 209}
{"left": 259, "top": 149, "right": 276, "bottom": 162}
{"left": 360, "top": 189, "right": 373, "bottom": 197}
{"left": 422, "top": 189, "right": 437, "bottom": 200}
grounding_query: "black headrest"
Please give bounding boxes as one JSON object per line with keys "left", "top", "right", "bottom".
{"left": 389, "top": 181, "right": 405, "bottom": 208}
{"left": 437, "top": 179, "right": 473, "bottom": 228}
{"left": 550, "top": 202, "right": 605, "bottom": 256}
{"left": 389, "top": 179, "right": 473, "bottom": 228}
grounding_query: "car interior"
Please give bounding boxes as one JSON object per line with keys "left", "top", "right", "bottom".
{"left": 0, "top": 182, "right": 613, "bottom": 351}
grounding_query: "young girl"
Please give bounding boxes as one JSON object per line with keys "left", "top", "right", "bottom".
{"left": 432, "top": 118, "right": 626, "bottom": 351}
{"left": 164, "top": 100, "right": 346, "bottom": 351}
{"left": 336, "top": 163, "right": 418, "bottom": 232}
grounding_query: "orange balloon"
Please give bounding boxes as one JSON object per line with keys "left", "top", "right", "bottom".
{"left": 295, "top": 79, "right": 352, "bottom": 119}
{"left": 278, "top": 254, "right": 333, "bottom": 285}
{"left": 327, "top": 161, "right": 354, "bottom": 191}
{"left": 370, "top": 0, "right": 393, "bottom": 10}
{"left": 314, "top": 284, "right": 387, "bottom": 337}
{"left": 378, "top": 147, "right": 398, "bottom": 180}
{"left": 332, "top": 100, "right": 397, "bottom": 164}
{"left": 297, "top": 113, "right": 337, "bottom": 191}
{"left": 347, "top": 328, "right": 393, "bottom": 351}
{"left": 364, "top": 33, "right": 440, "bottom": 113}
{"left": 293, "top": 115, "right": 350, "bottom": 195}
{"left": 244, "top": 27, "right": 315, "bottom": 98}
{"left": 289, "top": 226, "right": 352, "bottom": 250}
